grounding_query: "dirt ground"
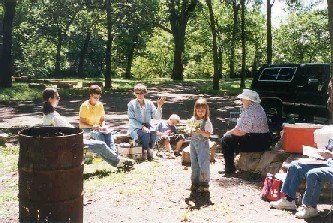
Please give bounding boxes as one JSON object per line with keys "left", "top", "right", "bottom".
{"left": 1, "top": 83, "right": 332, "bottom": 223}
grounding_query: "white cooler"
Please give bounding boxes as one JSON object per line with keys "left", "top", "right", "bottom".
{"left": 314, "top": 125, "right": 333, "bottom": 149}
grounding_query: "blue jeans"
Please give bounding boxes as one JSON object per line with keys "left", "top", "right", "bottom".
{"left": 83, "top": 129, "right": 119, "bottom": 167}
{"left": 281, "top": 160, "right": 333, "bottom": 207}
{"left": 137, "top": 129, "right": 156, "bottom": 151}
{"left": 190, "top": 135, "right": 210, "bottom": 186}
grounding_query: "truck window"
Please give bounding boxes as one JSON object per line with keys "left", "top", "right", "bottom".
{"left": 277, "top": 67, "right": 296, "bottom": 81}
{"left": 259, "top": 68, "right": 279, "bottom": 80}
{"left": 259, "top": 67, "right": 296, "bottom": 82}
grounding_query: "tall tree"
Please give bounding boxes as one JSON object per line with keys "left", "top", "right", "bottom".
{"left": 77, "top": 29, "right": 91, "bottom": 76}
{"left": 327, "top": 0, "right": 333, "bottom": 116}
{"left": 205, "top": 0, "right": 219, "bottom": 90}
{"left": 52, "top": 2, "right": 83, "bottom": 76}
{"left": 240, "top": 0, "right": 246, "bottom": 88}
{"left": 167, "top": 0, "right": 198, "bottom": 80}
{"left": 0, "top": 0, "right": 16, "bottom": 88}
{"left": 229, "top": 0, "right": 239, "bottom": 78}
{"left": 105, "top": 0, "right": 112, "bottom": 88}
{"left": 266, "top": 0, "right": 272, "bottom": 64}
{"left": 113, "top": 0, "right": 158, "bottom": 79}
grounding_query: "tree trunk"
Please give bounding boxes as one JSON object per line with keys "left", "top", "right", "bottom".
{"left": 172, "top": 35, "right": 185, "bottom": 80}
{"left": 54, "top": 8, "right": 80, "bottom": 77}
{"left": 229, "top": 1, "right": 238, "bottom": 78}
{"left": 54, "top": 30, "right": 63, "bottom": 76}
{"left": 266, "top": 0, "right": 272, "bottom": 64}
{"left": 206, "top": 0, "right": 219, "bottom": 90}
{"left": 105, "top": 0, "right": 112, "bottom": 89}
{"left": 0, "top": 0, "right": 16, "bottom": 88}
{"left": 251, "top": 42, "right": 259, "bottom": 77}
{"left": 125, "top": 36, "right": 137, "bottom": 79}
{"left": 218, "top": 46, "right": 223, "bottom": 79}
{"left": 327, "top": 0, "right": 333, "bottom": 120}
{"left": 168, "top": 0, "right": 198, "bottom": 81}
{"left": 77, "top": 30, "right": 91, "bottom": 77}
{"left": 240, "top": 0, "right": 246, "bottom": 88}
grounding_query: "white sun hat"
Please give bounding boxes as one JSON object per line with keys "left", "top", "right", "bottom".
{"left": 237, "top": 89, "right": 261, "bottom": 103}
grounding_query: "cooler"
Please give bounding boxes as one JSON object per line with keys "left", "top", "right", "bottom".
{"left": 314, "top": 125, "right": 333, "bottom": 149}
{"left": 282, "top": 123, "right": 323, "bottom": 153}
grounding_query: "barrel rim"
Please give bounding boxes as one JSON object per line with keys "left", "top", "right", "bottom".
{"left": 18, "top": 126, "right": 83, "bottom": 139}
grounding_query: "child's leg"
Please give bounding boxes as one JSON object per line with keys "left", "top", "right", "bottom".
{"left": 164, "top": 139, "right": 172, "bottom": 152}
{"left": 197, "top": 140, "right": 210, "bottom": 188}
{"left": 190, "top": 141, "right": 200, "bottom": 188}
{"left": 174, "top": 139, "right": 185, "bottom": 153}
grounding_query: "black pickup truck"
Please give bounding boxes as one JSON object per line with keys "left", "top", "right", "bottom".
{"left": 251, "top": 63, "right": 331, "bottom": 120}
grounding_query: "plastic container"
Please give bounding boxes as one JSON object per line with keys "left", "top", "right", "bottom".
{"left": 314, "top": 125, "right": 333, "bottom": 149}
{"left": 282, "top": 123, "right": 323, "bottom": 153}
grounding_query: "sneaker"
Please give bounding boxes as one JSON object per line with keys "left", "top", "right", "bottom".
{"left": 117, "top": 157, "right": 135, "bottom": 168}
{"left": 295, "top": 206, "right": 318, "bottom": 219}
{"left": 197, "top": 185, "right": 210, "bottom": 192}
{"left": 270, "top": 197, "right": 297, "bottom": 210}
{"left": 173, "top": 151, "right": 181, "bottom": 156}
{"left": 187, "top": 184, "right": 198, "bottom": 192}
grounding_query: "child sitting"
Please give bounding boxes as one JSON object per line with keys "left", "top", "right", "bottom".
{"left": 156, "top": 114, "right": 185, "bottom": 158}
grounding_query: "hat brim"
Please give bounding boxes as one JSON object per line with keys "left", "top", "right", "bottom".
{"left": 237, "top": 94, "right": 261, "bottom": 103}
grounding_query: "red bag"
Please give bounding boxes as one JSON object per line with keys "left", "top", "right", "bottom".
{"left": 261, "top": 176, "right": 284, "bottom": 201}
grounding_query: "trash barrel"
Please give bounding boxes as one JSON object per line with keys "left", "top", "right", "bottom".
{"left": 18, "top": 127, "right": 84, "bottom": 223}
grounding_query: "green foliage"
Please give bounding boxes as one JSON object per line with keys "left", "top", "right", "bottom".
{"left": 273, "top": 9, "right": 330, "bottom": 63}
{"left": 132, "top": 29, "right": 173, "bottom": 78}
{"left": 6, "top": 0, "right": 331, "bottom": 82}
{"left": 112, "top": 0, "right": 159, "bottom": 77}
{"left": 0, "top": 83, "right": 40, "bottom": 100}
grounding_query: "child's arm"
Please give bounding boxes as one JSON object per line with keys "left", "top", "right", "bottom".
{"left": 195, "top": 129, "right": 211, "bottom": 138}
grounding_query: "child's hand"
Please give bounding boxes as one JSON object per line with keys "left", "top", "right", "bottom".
{"left": 165, "top": 130, "right": 172, "bottom": 136}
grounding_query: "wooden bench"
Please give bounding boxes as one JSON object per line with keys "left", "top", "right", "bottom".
{"left": 82, "top": 81, "right": 104, "bottom": 88}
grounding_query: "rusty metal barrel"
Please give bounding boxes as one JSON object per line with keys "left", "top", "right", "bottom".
{"left": 18, "top": 127, "right": 84, "bottom": 223}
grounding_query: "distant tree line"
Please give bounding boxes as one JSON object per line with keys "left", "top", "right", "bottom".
{"left": 0, "top": 0, "right": 332, "bottom": 94}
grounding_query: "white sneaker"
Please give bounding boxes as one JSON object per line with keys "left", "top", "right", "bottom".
{"left": 270, "top": 197, "right": 297, "bottom": 210}
{"left": 295, "top": 206, "right": 318, "bottom": 219}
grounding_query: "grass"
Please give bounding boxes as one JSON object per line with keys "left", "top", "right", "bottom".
{"left": 0, "top": 78, "right": 252, "bottom": 101}
{"left": 0, "top": 83, "right": 41, "bottom": 101}
{"left": 0, "top": 145, "right": 164, "bottom": 220}
{"left": 0, "top": 146, "right": 19, "bottom": 220}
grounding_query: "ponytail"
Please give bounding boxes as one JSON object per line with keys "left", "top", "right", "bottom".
{"left": 42, "top": 88, "right": 57, "bottom": 115}
{"left": 42, "top": 101, "right": 55, "bottom": 115}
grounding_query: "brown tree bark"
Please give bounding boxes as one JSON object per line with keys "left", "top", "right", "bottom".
{"left": 229, "top": 1, "right": 239, "bottom": 78}
{"left": 266, "top": 0, "right": 272, "bottom": 64}
{"left": 77, "top": 30, "right": 91, "bottom": 77}
{"left": 125, "top": 35, "right": 137, "bottom": 79}
{"left": 206, "top": 0, "right": 219, "bottom": 90}
{"left": 54, "top": 8, "right": 80, "bottom": 76}
{"left": 240, "top": 0, "right": 246, "bottom": 88}
{"left": 168, "top": 0, "right": 198, "bottom": 81}
{"left": 105, "top": 0, "right": 113, "bottom": 89}
{"left": 0, "top": 0, "right": 16, "bottom": 88}
{"left": 327, "top": 0, "right": 333, "bottom": 120}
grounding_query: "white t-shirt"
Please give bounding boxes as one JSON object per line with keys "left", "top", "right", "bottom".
{"left": 190, "top": 116, "right": 213, "bottom": 133}
{"left": 43, "top": 111, "right": 74, "bottom": 128}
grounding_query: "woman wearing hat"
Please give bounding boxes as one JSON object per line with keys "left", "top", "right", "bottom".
{"left": 221, "top": 89, "right": 271, "bottom": 176}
